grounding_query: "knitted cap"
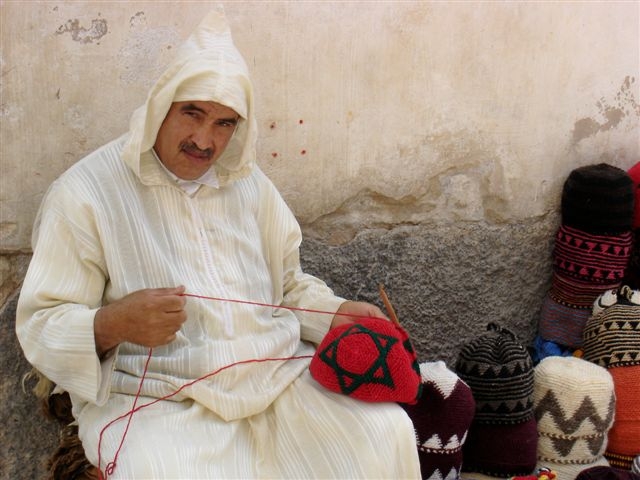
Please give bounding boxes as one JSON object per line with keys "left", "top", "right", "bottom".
{"left": 309, "top": 317, "right": 421, "bottom": 404}
{"left": 538, "top": 290, "right": 591, "bottom": 349}
{"left": 534, "top": 357, "right": 616, "bottom": 478}
{"left": 628, "top": 162, "right": 640, "bottom": 230}
{"left": 561, "top": 163, "right": 635, "bottom": 235}
{"left": 401, "top": 361, "right": 475, "bottom": 480}
{"left": 576, "top": 466, "right": 640, "bottom": 480}
{"left": 461, "top": 418, "right": 538, "bottom": 477}
{"left": 455, "top": 323, "right": 535, "bottom": 424}
{"left": 583, "top": 287, "right": 640, "bottom": 368}
{"left": 606, "top": 365, "right": 640, "bottom": 461}
{"left": 552, "top": 225, "right": 633, "bottom": 305}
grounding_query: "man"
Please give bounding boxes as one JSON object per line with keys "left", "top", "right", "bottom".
{"left": 16, "top": 8, "right": 421, "bottom": 479}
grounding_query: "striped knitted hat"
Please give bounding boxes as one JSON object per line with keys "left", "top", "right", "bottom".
{"left": 561, "top": 163, "right": 635, "bottom": 235}
{"left": 456, "top": 324, "right": 537, "bottom": 477}
{"left": 538, "top": 291, "right": 591, "bottom": 350}
{"left": 455, "top": 323, "right": 534, "bottom": 424}
{"left": 551, "top": 225, "right": 633, "bottom": 306}
{"left": 401, "top": 361, "right": 475, "bottom": 480}
{"left": 583, "top": 287, "right": 640, "bottom": 368}
{"left": 534, "top": 356, "right": 616, "bottom": 479}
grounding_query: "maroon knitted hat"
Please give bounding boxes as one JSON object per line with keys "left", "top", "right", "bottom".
{"left": 552, "top": 225, "right": 633, "bottom": 301}
{"left": 462, "top": 418, "right": 539, "bottom": 477}
{"left": 576, "top": 466, "right": 640, "bottom": 480}
{"left": 401, "top": 361, "right": 475, "bottom": 480}
{"left": 309, "top": 317, "right": 421, "bottom": 404}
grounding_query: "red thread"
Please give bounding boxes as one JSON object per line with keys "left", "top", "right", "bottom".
{"left": 97, "top": 292, "right": 358, "bottom": 478}
{"left": 181, "top": 293, "right": 385, "bottom": 320}
{"left": 98, "top": 352, "right": 313, "bottom": 478}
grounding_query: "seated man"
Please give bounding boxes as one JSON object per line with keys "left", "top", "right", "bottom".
{"left": 16, "top": 8, "right": 420, "bottom": 479}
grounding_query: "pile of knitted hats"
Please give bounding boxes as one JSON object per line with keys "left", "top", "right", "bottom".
{"left": 310, "top": 316, "right": 478, "bottom": 480}
{"left": 583, "top": 285, "right": 640, "bottom": 472}
{"left": 455, "top": 323, "right": 538, "bottom": 478}
{"left": 534, "top": 163, "right": 636, "bottom": 361}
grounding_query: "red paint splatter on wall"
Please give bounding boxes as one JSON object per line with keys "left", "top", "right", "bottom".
{"left": 300, "top": 150, "right": 307, "bottom": 155}
{"left": 299, "top": 119, "right": 304, "bottom": 124}
{"left": 272, "top": 152, "right": 278, "bottom": 158}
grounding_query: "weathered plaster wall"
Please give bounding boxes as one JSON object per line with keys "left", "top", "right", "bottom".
{"left": 1, "top": 1, "right": 638, "bottom": 258}
{"left": 0, "top": 2, "right": 638, "bottom": 478}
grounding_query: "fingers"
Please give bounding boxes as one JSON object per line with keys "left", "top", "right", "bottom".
{"left": 150, "top": 285, "right": 186, "bottom": 296}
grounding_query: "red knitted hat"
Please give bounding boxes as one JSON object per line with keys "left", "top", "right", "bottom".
{"left": 309, "top": 317, "right": 421, "bottom": 404}
{"left": 606, "top": 365, "right": 640, "bottom": 459}
{"left": 628, "top": 162, "right": 640, "bottom": 230}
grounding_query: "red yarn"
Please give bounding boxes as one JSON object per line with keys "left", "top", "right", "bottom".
{"left": 96, "top": 293, "right": 408, "bottom": 478}
{"left": 97, "top": 352, "right": 313, "bottom": 479}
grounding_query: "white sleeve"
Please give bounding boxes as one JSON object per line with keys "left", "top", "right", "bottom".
{"left": 15, "top": 182, "right": 115, "bottom": 405}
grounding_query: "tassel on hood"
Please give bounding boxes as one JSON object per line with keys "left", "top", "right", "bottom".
{"left": 121, "top": 6, "right": 257, "bottom": 187}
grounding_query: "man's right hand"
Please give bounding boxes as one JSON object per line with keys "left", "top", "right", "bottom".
{"left": 94, "top": 286, "right": 187, "bottom": 357}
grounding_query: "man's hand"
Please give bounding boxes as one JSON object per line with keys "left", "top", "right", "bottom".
{"left": 330, "top": 300, "right": 388, "bottom": 330}
{"left": 94, "top": 286, "right": 187, "bottom": 357}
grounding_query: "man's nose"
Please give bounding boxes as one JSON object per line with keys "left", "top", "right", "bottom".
{"left": 190, "top": 125, "right": 213, "bottom": 150}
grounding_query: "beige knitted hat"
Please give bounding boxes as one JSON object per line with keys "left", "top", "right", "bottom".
{"left": 534, "top": 356, "right": 616, "bottom": 479}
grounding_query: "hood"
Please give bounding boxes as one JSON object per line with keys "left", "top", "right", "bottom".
{"left": 121, "top": 6, "right": 257, "bottom": 187}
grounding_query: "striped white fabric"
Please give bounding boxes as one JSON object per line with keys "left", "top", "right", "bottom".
{"left": 16, "top": 8, "right": 420, "bottom": 478}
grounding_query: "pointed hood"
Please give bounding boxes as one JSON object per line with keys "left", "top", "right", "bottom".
{"left": 121, "top": 6, "right": 256, "bottom": 186}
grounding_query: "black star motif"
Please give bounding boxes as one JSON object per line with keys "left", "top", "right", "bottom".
{"left": 319, "top": 323, "right": 398, "bottom": 395}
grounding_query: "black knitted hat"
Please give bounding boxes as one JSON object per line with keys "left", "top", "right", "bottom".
{"left": 561, "top": 163, "right": 634, "bottom": 235}
{"left": 455, "top": 323, "right": 535, "bottom": 424}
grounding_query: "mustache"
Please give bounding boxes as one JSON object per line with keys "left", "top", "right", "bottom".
{"left": 180, "top": 141, "right": 213, "bottom": 159}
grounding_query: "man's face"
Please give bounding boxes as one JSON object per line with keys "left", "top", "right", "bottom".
{"left": 154, "top": 100, "right": 240, "bottom": 180}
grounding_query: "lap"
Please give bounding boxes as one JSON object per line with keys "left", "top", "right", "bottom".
{"left": 77, "top": 370, "right": 420, "bottom": 479}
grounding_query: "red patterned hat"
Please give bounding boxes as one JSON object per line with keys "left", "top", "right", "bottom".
{"left": 309, "top": 317, "right": 422, "bottom": 404}
{"left": 628, "top": 162, "right": 640, "bottom": 230}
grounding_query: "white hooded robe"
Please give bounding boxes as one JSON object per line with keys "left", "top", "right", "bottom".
{"left": 16, "top": 8, "right": 420, "bottom": 479}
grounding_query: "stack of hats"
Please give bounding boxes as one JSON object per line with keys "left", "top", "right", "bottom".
{"left": 455, "top": 323, "right": 537, "bottom": 478}
{"left": 623, "top": 162, "right": 640, "bottom": 289}
{"left": 401, "top": 361, "right": 476, "bottom": 480}
{"left": 583, "top": 286, "right": 640, "bottom": 471}
{"left": 536, "top": 163, "right": 635, "bottom": 361}
{"left": 533, "top": 356, "right": 616, "bottom": 478}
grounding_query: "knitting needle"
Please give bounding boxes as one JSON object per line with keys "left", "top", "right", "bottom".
{"left": 378, "top": 284, "right": 401, "bottom": 326}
